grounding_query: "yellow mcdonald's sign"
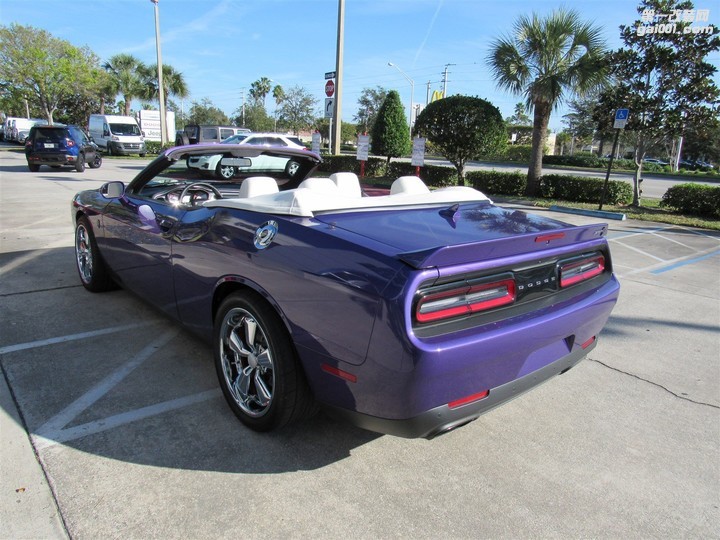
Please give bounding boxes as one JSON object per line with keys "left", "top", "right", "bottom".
{"left": 430, "top": 90, "right": 444, "bottom": 102}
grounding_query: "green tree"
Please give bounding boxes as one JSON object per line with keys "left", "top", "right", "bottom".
{"left": 272, "top": 84, "right": 286, "bottom": 131}
{"left": 506, "top": 102, "right": 531, "bottom": 125}
{"left": 187, "top": 98, "right": 230, "bottom": 125}
{"left": 277, "top": 86, "right": 317, "bottom": 134}
{"left": 562, "top": 93, "right": 600, "bottom": 154}
{"left": 487, "top": 8, "right": 608, "bottom": 196}
{"left": 140, "top": 63, "right": 189, "bottom": 114}
{"left": 249, "top": 77, "right": 273, "bottom": 108}
{"left": 103, "top": 53, "right": 145, "bottom": 116}
{"left": 238, "top": 102, "right": 274, "bottom": 132}
{"left": 414, "top": 95, "right": 507, "bottom": 185}
{"left": 0, "top": 24, "right": 102, "bottom": 124}
{"left": 600, "top": 0, "right": 720, "bottom": 205}
{"left": 354, "top": 86, "right": 388, "bottom": 133}
{"left": 370, "top": 90, "right": 410, "bottom": 164}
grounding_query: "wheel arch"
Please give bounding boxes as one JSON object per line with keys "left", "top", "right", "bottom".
{"left": 212, "top": 277, "right": 294, "bottom": 337}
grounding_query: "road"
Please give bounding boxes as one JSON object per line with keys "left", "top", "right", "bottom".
{"left": 1, "top": 146, "right": 719, "bottom": 539}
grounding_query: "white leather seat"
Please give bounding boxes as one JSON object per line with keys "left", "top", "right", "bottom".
{"left": 238, "top": 176, "right": 279, "bottom": 198}
{"left": 330, "top": 172, "right": 362, "bottom": 197}
{"left": 390, "top": 176, "right": 431, "bottom": 195}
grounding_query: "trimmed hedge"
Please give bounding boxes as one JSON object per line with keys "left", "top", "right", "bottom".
{"left": 466, "top": 170, "right": 526, "bottom": 196}
{"left": 316, "top": 155, "right": 387, "bottom": 177}
{"left": 661, "top": 183, "right": 720, "bottom": 219}
{"left": 388, "top": 162, "right": 457, "bottom": 187}
{"left": 145, "top": 141, "right": 175, "bottom": 155}
{"left": 541, "top": 174, "right": 632, "bottom": 205}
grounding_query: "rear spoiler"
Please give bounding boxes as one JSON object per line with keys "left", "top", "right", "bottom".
{"left": 398, "top": 223, "right": 609, "bottom": 269}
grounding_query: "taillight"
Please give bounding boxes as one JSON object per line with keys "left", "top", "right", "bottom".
{"left": 559, "top": 254, "right": 605, "bottom": 288}
{"left": 416, "top": 277, "right": 516, "bottom": 324}
{"left": 65, "top": 138, "right": 75, "bottom": 147}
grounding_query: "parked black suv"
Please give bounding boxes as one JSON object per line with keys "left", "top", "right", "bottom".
{"left": 25, "top": 124, "right": 101, "bottom": 172}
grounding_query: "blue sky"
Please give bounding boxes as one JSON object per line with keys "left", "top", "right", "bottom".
{"left": 2, "top": 0, "right": 718, "bottom": 132}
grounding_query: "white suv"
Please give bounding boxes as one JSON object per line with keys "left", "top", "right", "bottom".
{"left": 187, "top": 132, "right": 308, "bottom": 179}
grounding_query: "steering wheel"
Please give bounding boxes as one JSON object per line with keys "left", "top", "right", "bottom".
{"left": 179, "top": 182, "right": 223, "bottom": 206}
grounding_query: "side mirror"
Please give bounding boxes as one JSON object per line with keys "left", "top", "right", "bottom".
{"left": 103, "top": 129, "right": 110, "bottom": 137}
{"left": 102, "top": 181, "right": 125, "bottom": 199}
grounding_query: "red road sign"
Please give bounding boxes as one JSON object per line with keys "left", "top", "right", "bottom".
{"left": 325, "top": 80, "right": 335, "bottom": 97}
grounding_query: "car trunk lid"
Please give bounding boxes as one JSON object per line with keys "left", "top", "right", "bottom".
{"left": 313, "top": 203, "right": 608, "bottom": 269}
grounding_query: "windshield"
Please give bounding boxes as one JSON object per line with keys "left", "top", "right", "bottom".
{"left": 109, "top": 123, "right": 141, "bottom": 136}
{"left": 222, "top": 134, "right": 249, "bottom": 144}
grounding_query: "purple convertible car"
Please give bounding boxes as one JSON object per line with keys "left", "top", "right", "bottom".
{"left": 72, "top": 144, "right": 619, "bottom": 438}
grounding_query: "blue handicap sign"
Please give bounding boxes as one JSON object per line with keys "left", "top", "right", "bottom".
{"left": 615, "top": 109, "right": 629, "bottom": 120}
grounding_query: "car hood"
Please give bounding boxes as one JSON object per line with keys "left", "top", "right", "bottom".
{"left": 314, "top": 203, "right": 608, "bottom": 268}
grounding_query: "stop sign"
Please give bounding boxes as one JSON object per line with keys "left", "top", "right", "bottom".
{"left": 325, "top": 80, "right": 335, "bottom": 97}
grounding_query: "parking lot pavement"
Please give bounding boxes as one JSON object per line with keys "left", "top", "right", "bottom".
{"left": 1, "top": 147, "right": 719, "bottom": 538}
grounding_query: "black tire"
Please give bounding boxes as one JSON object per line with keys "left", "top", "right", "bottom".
{"left": 285, "top": 160, "right": 300, "bottom": 178}
{"left": 28, "top": 163, "right": 40, "bottom": 172}
{"left": 74, "top": 216, "right": 115, "bottom": 292}
{"left": 106, "top": 144, "right": 113, "bottom": 156}
{"left": 139, "top": 153, "right": 146, "bottom": 157}
{"left": 214, "top": 292, "right": 315, "bottom": 432}
{"left": 75, "top": 154, "right": 85, "bottom": 172}
{"left": 215, "top": 160, "right": 236, "bottom": 179}
{"left": 89, "top": 154, "right": 102, "bottom": 169}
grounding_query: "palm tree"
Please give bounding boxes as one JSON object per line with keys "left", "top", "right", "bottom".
{"left": 488, "top": 9, "right": 608, "bottom": 196}
{"left": 102, "top": 54, "right": 146, "bottom": 116}
{"left": 272, "top": 84, "right": 286, "bottom": 131}
{"left": 140, "top": 63, "right": 189, "bottom": 113}
{"left": 249, "top": 77, "right": 273, "bottom": 108}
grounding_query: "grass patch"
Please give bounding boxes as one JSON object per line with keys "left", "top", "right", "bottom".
{"left": 527, "top": 198, "right": 720, "bottom": 231}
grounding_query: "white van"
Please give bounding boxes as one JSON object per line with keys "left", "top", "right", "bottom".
{"left": 1, "top": 117, "right": 22, "bottom": 142}
{"left": 88, "top": 114, "right": 146, "bottom": 156}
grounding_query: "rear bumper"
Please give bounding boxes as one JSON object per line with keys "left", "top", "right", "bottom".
{"left": 323, "top": 338, "right": 594, "bottom": 439}
{"left": 27, "top": 153, "right": 76, "bottom": 165}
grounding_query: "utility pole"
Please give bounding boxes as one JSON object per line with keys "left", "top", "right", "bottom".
{"left": 239, "top": 88, "right": 246, "bottom": 127}
{"left": 426, "top": 81, "right": 431, "bottom": 105}
{"left": 331, "top": 0, "right": 345, "bottom": 155}
{"left": 441, "top": 63, "right": 455, "bottom": 98}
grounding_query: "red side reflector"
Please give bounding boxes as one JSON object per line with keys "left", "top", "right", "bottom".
{"left": 581, "top": 336, "right": 596, "bottom": 349}
{"left": 321, "top": 364, "right": 357, "bottom": 383}
{"left": 448, "top": 390, "right": 490, "bottom": 409}
{"left": 535, "top": 232, "right": 565, "bottom": 243}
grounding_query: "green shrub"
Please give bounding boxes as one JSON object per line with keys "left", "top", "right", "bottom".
{"left": 388, "top": 162, "right": 457, "bottom": 187}
{"left": 466, "top": 170, "right": 526, "bottom": 196}
{"left": 661, "top": 183, "right": 720, "bottom": 219}
{"left": 502, "top": 144, "right": 532, "bottom": 162}
{"left": 316, "top": 155, "right": 387, "bottom": 177}
{"left": 541, "top": 174, "right": 632, "bottom": 205}
{"left": 144, "top": 141, "right": 175, "bottom": 155}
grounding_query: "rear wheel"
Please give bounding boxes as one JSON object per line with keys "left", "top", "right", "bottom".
{"left": 75, "top": 154, "right": 85, "bottom": 172}
{"left": 214, "top": 292, "right": 315, "bottom": 432}
{"left": 28, "top": 163, "right": 40, "bottom": 172}
{"left": 74, "top": 216, "right": 114, "bottom": 292}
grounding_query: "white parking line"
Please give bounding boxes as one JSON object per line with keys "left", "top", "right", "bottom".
{"left": 0, "top": 323, "right": 154, "bottom": 355}
{"left": 610, "top": 239, "right": 667, "bottom": 262}
{"left": 34, "top": 329, "right": 177, "bottom": 445}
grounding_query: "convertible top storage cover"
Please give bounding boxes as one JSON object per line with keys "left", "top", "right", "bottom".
{"left": 204, "top": 183, "right": 491, "bottom": 217}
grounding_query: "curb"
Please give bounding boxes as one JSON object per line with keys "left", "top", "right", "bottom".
{"left": 549, "top": 205, "right": 627, "bottom": 221}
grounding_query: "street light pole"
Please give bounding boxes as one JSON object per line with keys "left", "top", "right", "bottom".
{"left": 151, "top": 0, "right": 167, "bottom": 145}
{"left": 388, "top": 62, "right": 414, "bottom": 140}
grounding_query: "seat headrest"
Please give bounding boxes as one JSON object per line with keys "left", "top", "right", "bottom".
{"left": 238, "top": 176, "right": 279, "bottom": 198}
{"left": 298, "top": 177, "right": 338, "bottom": 194}
{"left": 390, "top": 176, "right": 431, "bottom": 195}
{"left": 330, "top": 172, "right": 362, "bottom": 197}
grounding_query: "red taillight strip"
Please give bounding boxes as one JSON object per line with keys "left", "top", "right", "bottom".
{"left": 560, "top": 255, "right": 605, "bottom": 287}
{"left": 448, "top": 390, "right": 490, "bottom": 409}
{"left": 581, "top": 336, "right": 596, "bottom": 349}
{"left": 321, "top": 364, "right": 357, "bottom": 383}
{"left": 416, "top": 278, "right": 516, "bottom": 323}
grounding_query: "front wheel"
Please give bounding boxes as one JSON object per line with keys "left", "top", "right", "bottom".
{"left": 285, "top": 160, "right": 300, "bottom": 178}
{"left": 215, "top": 161, "right": 236, "bottom": 179}
{"left": 89, "top": 154, "right": 102, "bottom": 169}
{"left": 214, "top": 292, "right": 315, "bottom": 432}
{"left": 75, "top": 216, "right": 115, "bottom": 292}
